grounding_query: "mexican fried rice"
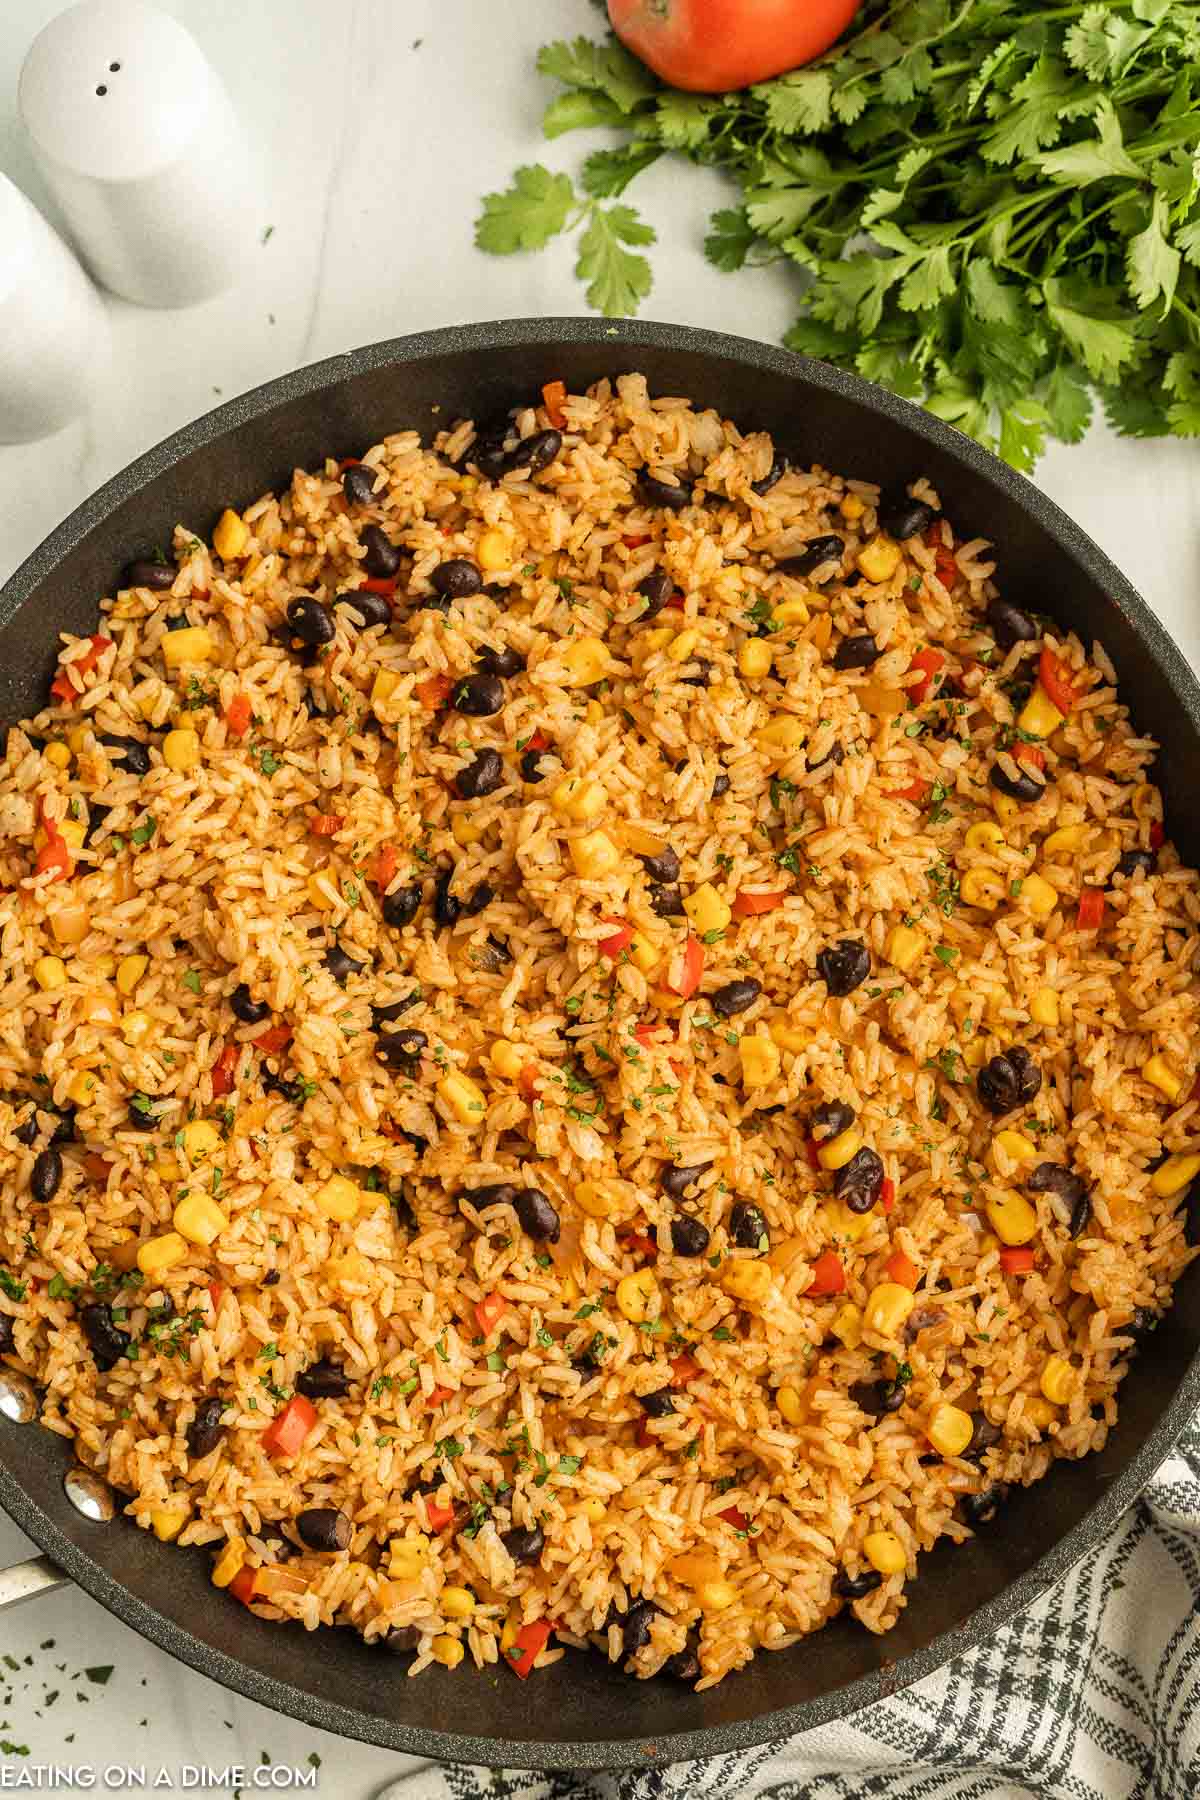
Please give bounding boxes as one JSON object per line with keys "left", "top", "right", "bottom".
{"left": 1, "top": 373, "right": 1197, "bottom": 1691}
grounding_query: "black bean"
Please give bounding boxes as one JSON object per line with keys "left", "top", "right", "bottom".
{"left": 371, "top": 994, "right": 420, "bottom": 1030}
{"left": 668, "top": 1213, "right": 711, "bottom": 1257}
{"left": 1124, "top": 1307, "right": 1158, "bottom": 1350}
{"left": 433, "top": 870, "right": 461, "bottom": 928}
{"left": 230, "top": 983, "right": 269, "bottom": 1024}
{"left": 663, "top": 1641, "right": 701, "bottom": 1682}
{"left": 958, "top": 1483, "right": 1010, "bottom": 1527}
{"left": 455, "top": 748, "right": 504, "bottom": 799}
{"left": 262, "top": 1270, "right": 281, "bottom": 1287}
{"left": 458, "top": 1181, "right": 518, "bottom": 1210}
{"left": 751, "top": 454, "right": 787, "bottom": 497}
{"left": 296, "top": 1358, "right": 352, "bottom": 1399}
{"left": 834, "top": 1568, "right": 883, "bottom": 1599}
{"left": 335, "top": 587, "right": 391, "bottom": 630}
{"left": 80, "top": 1302, "right": 131, "bottom": 1371}
{"left": 966, "top": 1412, "right": 1001, "bottom": 1459}
{"left": 286, "top": 596, "right": 336, "bottom": 647}
{"left": 711, "top": 771, "right": 731, "bottom": 799}
{"left": 662, "top": 1162, "right": 709, "bottom": 1199}
{"left": 13, "top": 1105, "right": 38, "bottom": 1147}
{"left": 484, "top": 933, "right": 512, "bottom": 966}
{"left": 360, "top": 525, "right": 402, "bottom": 579}
{"left": 849, "top": 1378, "right": 905, "bottom": 1420}
{"left": 637, "top": 1389, "right": 675, "bottom": 1418}
{"left": 127, "top": 1094, "right": 160, "bottom": 1130}
{"left": 476, "top": 643, "right": 524, "bottom": 679}
{"left": 342, "top": 464, "right": 378, "bottom": 507}
{"left": 464, "top": 883, "right": 494, "bottom": 916}
{"left": 514, "top": 1187, "right": 560, "bottom": 1243}
{"left": 879, "top": 496, "right": 937, "bottom": 540}
{"left": 817, "top": 938, "right": 871, "bottom": 997}
{"left": 987, "top": 598, "right": 1039, "bottom": 651}
{"left": 376, "top": 1028, "right": 427, "bottom": 1069}
{"left": 303, "top": 690, "right": 327, "bottom": 720}
{"left": 1026, "top": 1161, "right": 1089, "bottom": 1235}
{"left": 324, "top": 944, "right": 366, "bottom": 983}
{"left": 381, "top": 1626, "right": 422, "bottom": 1655}
{"left": 620, "top": 1597, "right": 659, "bottom": 1657}
{"left": 468, "top": 418, "right": 517, "bottom": 479}
{"left": 501, "top": 1524, "right": 544, "bottom": 1566}
{"left": 453, "top": 673, "right": 505, "bottom": 717}
{"left": 810, "top": 742, "right": 846, "bottom": 771}
{"left": 835, "top": 1146, "right": 885, "bottom": 1214}
{"left": 382, "top": 883, "right": 422, "bottom": 929}
{"left": 431, "top": 559, "right": 483, "bottom": 601}
{"left": 638, "top": 473, "right": 691, "bottom": 512}
{"left": 989, "top": 757, "right": 1044, "bottom": 803}
{"left": 164, "top": 613, "right": 192, "bottom": 631}
{"left": 83, "top": 802, "right": 112, "bottom": 846}
{"left": 811, "top": 1100, "right": 855, "bottom": 1144}
{"left": 711, "top": 978, "right": 761, "bottom": 1019}
{"left": 977, "top": 1046, "right": 1041, "bottom": 1115}
{"left": 729, "top": 1201, "right": 769, "bottom": 1250}
{"left": 262, "top": 1069, "right": 303, "bottom": 1104}
{"left": 649, "top": 883, "right": 685, "bottom": 918}
{"left": 776, "top": 536, "right": 844, "bottom": 580}
{"left": 680, "top": 657, "right": 714, "bottom": 688}
{"left": 833, "top": 634, "right": 882, "bottom": 671}
{"left": 297, "top": 1507, "right": 352, "bottom": 1552}
{"left": 506, "top": 428, "right": 562, "bottom": 474}
{"left": 639, "top": 845, "right": 679, "bottom": 884}
{"left": 638, "top": 570, "right": 674, "bottom": 620}
{"left": 30, "top": 1147, "right": 62, "bottom": 1204}
{"left": 1116, "top": 849, "right": 1156, "bottom": 881}
{"left": 125, "top": 558, "right": 175, "bottom": 590}
{"left": 49, "top": 1107, "right": 77, "bottom": 1146}
{"left": 100, "top": 734, "right": 152, "bottom": 777}
{"left": 0, "top": 1314, "right": 13, "bottom": 1356}
{"left": 186, "top": 1397, "right": 227, "bottom": 1458}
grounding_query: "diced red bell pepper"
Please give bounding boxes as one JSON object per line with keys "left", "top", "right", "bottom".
{"left": 1038, "top": 649, "right": 1078, "bottom": 716}
{"left": 524, "top": 730, "right": 550, "bottom": 753}
{"left": 224, "top": 693, "right": 252, "bottom": 738}
{"left": 229, "top": 1565, "right": 262, "bottom": 1606}
{"left": 338, "top": 457, "right": 360, "bottom": 471}
{"left": 718, "top": 1505, "right": 750, "bottom": 1531}
{"left": 35, "top": 828, "right": 72, "bottom": 883}
{"left": 261, "top": 1393, "right": 317, "bottom": 1459}
{"left": 670, "top": 1353, "right": 701, "bottom": 1388}
{"left": 667, "top": 934, "right": 704, "bottom": 999}
{"left": 359, "top": 576, "right": 398, "bottom": 597}
{"left": 880, "top": 1177, "right": 896, "bottom": 1215}
{"left": 475, "top": 1292, "right": 507, "bottom": 1336}
{"left": 732, "top": 889, "right": 788, "bottom": 918}
{"left": 999, "top": 1246, "right": 1035, "bottom": 1274}
{"left": 518, "top": 1064, "right": 540, "bottom": 1102}
{"left": 598, "top": 917, "right": 635, "bottom": 958}
{"left": 426, "top": 1385, "right": 455, "bottom": 1409}
{"left": 884, "top": 1248, "right": 919, "bottom": 1291}
{"left": 1014, "top": 742, "right": 1045, "bottom": 772}
{"left": 541, "top": 380, "right": 567, "bottom": 429}
{"left": 82, "top": 1153, "right": 112, "bottom": 1181}
{"left": 807, "top": 1250, "right": 845, "bottom": 1297}
{"left": 211, "top": 1042, "right": 240, "bottom": 1098}
{"left": 668, "top": 1056, "right": 687, "bottom": 1082}
{"left": 663, "top": 595, "right": 685, "bottom": 612}
{"left": 622, "top": 534, "right": 649, "bottom": 550}
{"left": 252, "top": 1024, "right": 292, "bottom": 1055}
{"left": 633, "top": 1020, "right": 662, "bottom": 1049}
{"left": 50, "top": 634, "right": 112, "bottom": 703}
{"left": 506, "top": 1618, "right": 553, "bottom": 1679}
{"left": 635, "top": 1417, "right": 653, "bottom": 1449}
{"left": 310, "top": 813, "right": 345, "bottom": 836}
{"left": 888, "top": 778, "right": 931, "bottom": 805}
{"left": 1076, "top": 886, "right": 1105, "bottom": 931}
{"left": 424, "top": 1499, "right": 458, "bottom": 1532}
{"left": 371, "top": 844, "right": 399, "bottom": 890}
{"left": 907, "top": 648, "right": 945, "bottom": 705}
{"left": 415, "top": 673, "right": 453, "bottom": 709}
{"left": 626, "top": 1229, "right": 658, "bottom": 1260}
{"left": 1149, "top": 821, "right": 1165, "bottom": 850}
{"left": 933, "top": 547, "right": 958, "bottom": 588}
{"left": 208, "top": 1281, "right": 225, "bottom": 1312}
{"left": 804, "top": 1136, "right": 820, "bottom": 1170}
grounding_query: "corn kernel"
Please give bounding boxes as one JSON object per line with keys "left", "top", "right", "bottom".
{"left": 50, "top": 904, "right": 89, "bottom": 946}
{"left": 58, "top": 818, "right": 86, "bottom": 852}
{"left": 823, "top": 1198, "right": 873, "bottom": 1242}
{"left": 570, "top": 830, "right": 621, "bottom": 880}
{"left": 886, "top": 923, "right": 928, "bottom": 973}
{"left": 1030, "top": 986, "right": 1060, "bottom": 1027}
{"left": 992, "top": 1129, "right": 1039, "bottom": 1170}
{"left": 616, "top": 1267, "right": 660, "bottom": 1323}
{"left": 627, "top": 932, "right": 660, "bottom": 975}
{"left": 965, "top": 821, "right": 1005, "bottom": 854}
{"left": 926, "top": 1402, "right": 974, "bottom": 1458}
{"left": 173, "top": 1192, "right": 230, "bottom": 1246}
{"left": 1018, "top": 685, "right": 1064, "bottom": 739}
{"left": 67, "top": 726, "right": 90, "bottom": 754}
{"left": 1040, "top": 1355, "right": 1076, "bottom": 1407}
{"left": 314, "top": 1174, "right": 361, "bottom": 1222}
{"left": 585, "top": 699, "right": 604, "bottom": 726}
{"left": 116, "top": 953, "right": 149, "bottom": 996}
{"left": 476, "top": 528, "right": 510, "bottom": 572}
{"left": 1020, "top": 872, "right": 1059, "bottom": 919}
{"left": 561, "top": 635, "right": 611, "bottom": 686}
{"left": 986, "top": 1189, "right": 1039, "bottom": 1246}
{"left": 44, "top": 740, "right": 71, "bottom": 769}
{"left": 387, "top": 1535, "right": 429, "bottom": 1580}
{"left": 621, "top": 823, "right": 668, "bottom": 858}
{"left": 739, "top": 638, "right": 773, "bottom": 679}
{"left": 864, "top": 1282, "right": 916, "bottom": 1339}
{"left": 371, "top": 669, "right": 400, "bottom": 706}
{"left": 1151, "top": 1152, "right": 1200, "bottom": 1198}
{"left": 1143, "top": 1054, "right": 1184, "bottom": 1101}
{"left": 306, "top": 869, "right": 340, "bottom": 910}
{"left": 452, "top": 813, "right": 483, "bottom": 847}
{"left": 1023, "top": 1395, "right": 1058, "bottom": 1430}
{"left": 575, "top": 1181, "right": 617, "bottom": 1219}
{"left": 840, "top": 494, "right": 865, "bottom": 521}
{"left": 431, "top": 1634, "right": 464, "bottom": 1669}
{"left": 856, "top": 538, "right": 902, "bottom": 584}
{"left": 91, "top": 954, "right": 116, "bottom": 979}
{"left": 639, "top": 626, "right": 675, "bottom": 658}
{"left": 776, "top": 1384, "right": 804, "bottom": 1425}
{"left": 722, "top": 1260, "right": 773, "bottom": 1306}
{"left": 137, "top": 1231, "right": 189, "bottom": 1278}
{"left": 490, "top": 1040, "right": 525, "bottom": 1080}
{"left": 831, "top": 1302, "right": 863, "bottom": 1349}
{"left": 66, "top": 1070, "right": 97, "bottom": 1107}
{"left": 122, "top": 1009, "right": 153, "bottom": 1044}
{"left": 441, "top": 1586, "right": 476, "bottom": 1620}
{"left": 664, "top": 627, "right": 698, "bottom": 666}
{"left": 993, "top": 791, "right": 1020, "bottom": 827}
{"left": 960, "top": 868, "right": 1005, "bottom": 910}
{"left": 578, "top": 1497, "right": 606, "bottom": 1524}
{"left": 770, "top": 596, "right": 810, "bottom": 628}
{"left": 151, "top": 1500, "right": 191, "bottom": 1542}
{"left": 438, "top": 1071, "right": 489, "bottom": 1126}
{"left": 669, "top": 1549, "right": 723, "bottom": 1589}
{"left": 818, "top": 1125, "right": 863, "bottom": 1172}
{"left": 551, "top": 775, "right": 606, "bottom": 821}
{"left": 163, "top": 728, "right": 201, "bottom": 772}
{"left": 213, "top": 509, "right": 250, "bottom": 561}
{"left": 1043, "top": 823, "right": 1090, "bottom": 857}
{"left": 181, "top": 1120, "right": 221, "bottom": 1165}
{"left": 79, "top": 993, "right": 116, "bottom": 1026}
{"left": 212, "top": 1538, "right": 247, "bottom": 1588}
{"left": 161, "top": 626, "right": 214, "bottom": 669}
{"left": 698, "top": 1579, "right": 738, "bottom": 1613}
{"left": 862, "top": 1530, "right": 907, "bottom": 1575}
{"left": 683, "top": 882, "right": 731, "bottom": 936}
{"left": 757, "top": 714, "right": 806, "bottom": 753}
{"left": 738, "top": 1034, "right": 780, "bottom": 1090}
{"left": 769, "top": 1019, "right": 808, "bottom": 1054}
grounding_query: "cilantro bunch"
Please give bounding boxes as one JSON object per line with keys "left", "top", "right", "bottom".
{"left": 475, "top": 1, "right": 1200, "bottom": 467}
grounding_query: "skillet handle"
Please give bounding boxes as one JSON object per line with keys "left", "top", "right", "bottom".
{"left": 0, "top": 1553, "right": 70, "bottom": 1611}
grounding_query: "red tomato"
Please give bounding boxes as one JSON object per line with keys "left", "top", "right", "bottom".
{"left": 211, "top": 1042, "right": 240, "bottom": 1098}
{"left": 261, "top": 1394, "right": 317, "bottom": 1458}
{"left": 358, "top": 576, "right": 397, "bottom": 597}
{"left": 518, "top": 1064, "right": 540, "bottom": 1101}
{"left": 607, "top": 0, "right": 859, "bottom": 92}
{"left": 82, "top": 1153, "right": 113, "bottom": 1182}
{"left": 718, "top": 1505, "right": 750, "bottom": 1531}
{"left": 425, "top": 1385, "right": 455, "bottom": 1409}
{"left": 50, "top": 634, "right": 112, "bottom": 703}
{"left": 1013, "top": 742, "right": 1045, "bottom": 772}
{"left": 423, "top": 1499, "right": 458, "bottom": 1533}
{"left": 253, "top": 1024, "right": 292, "bottom": 1055}
{"left": 670, "top": 1352, "right": 701, "bottom": 1388}
{"left": 999, "top": 1246, "right": 1035, "bottom": 1274}
{"left": 1076, "top": 886, "right": 1105, "bottom": 931}
{"left": 1150, "top": 821, "right": 1165, "bottom": 850}
{"left": 622, "top": 534, "right": 649, "bottom": 550}
{"left": 633, "top": 1019, "right": 662, "bottom": 1049}
{"left": 667, "top": 933, "right": 704, "bottom": 999}
{"left": 35, "top": 829, "right": 72, "bottom": 883}
{"left": 807, "top": 1250, "right": 845, "bottom": 1297}
{"left": 635, "top": 1417, "right": 654, "bottom": 1449}
{"left": 884, "top": 1247, "right": 919, "bottom": 1291}
{"left": 598, "top": 917, "right": 635, "bottom": 958}
{"left": 888, "top": 778, "right": 931, "bottom": 805}
{"left": 731, "top": 888, "right": 787, "bottom": 918}
{"left": 224, "top": 693, "right": 252, "bottom": 738}
{"left": 626, "top": 1229, "right": 659, "bottom": 1260}
{"left": 208, "top": 1281, "right": 225, "bottom": 1312}
{"left": 804, "top": 1136, "right": 820, "bottom": 1170}
{"left": 229, "top": 1566, "right": 261, "bottom": 1606}
{"left": 309, "top": 813, "right": 345, "bottom": 836}
{"left": 525, "top": 730, "right": 550, "bottom": 753}
{"left": 371, "top": 844, "right": 399, "bottom": 890}
{"left": 880, "top": 1177, "right": 896, "bottom": 1216}
{"left": 415, "top": 673, "right": 453, "bottom": 709}
{"left": 506, "top": 1619, "right": 553, "bottom": 1679}
{"left": 541, "top": 380, "right": 567, "bottom": 429}
{"left": 1038, "top": 648, "right": 1078, "bottom": 715}
{"left": 907, "top": 648, "right": 945, "bottom": 704}
{"left": 475, "top": 1292, "right": 507, "bottom": 1336}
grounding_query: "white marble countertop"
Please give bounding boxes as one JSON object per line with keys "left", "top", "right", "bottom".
{"left": 0, "top": 0, "right": 1197, "bottom": 1792}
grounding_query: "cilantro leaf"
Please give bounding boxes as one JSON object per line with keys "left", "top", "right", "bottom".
{"left": 705, "top": 208, "right": 759, "bottom": 272}
{"left": 581, "top": 143, "right": 661, "bottom": 198}
{"left": 476, "top": 165, "right": 576, "bottom": 255}
{"left": 575, "top": 204, "right": 655, "bottom": 317}
{"left": 536, "top": 37, "right": 657, "bottom": 113}
{"left": 1126, "top": 192, "right": 1181, "bottom": 314}
{"left": 543, "top": 92, "right": 623, "bottom": 139}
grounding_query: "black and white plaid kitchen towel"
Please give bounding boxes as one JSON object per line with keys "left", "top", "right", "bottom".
{"left": 379, "top": 1414, "right": 1200, "bottom": 1800}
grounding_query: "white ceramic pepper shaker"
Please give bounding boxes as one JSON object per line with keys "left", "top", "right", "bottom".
{"left": 0, "top": 173, "right": 110, "bottom": 443}
{"left": 19, "top": 0, "right": 261, "bottom": 308}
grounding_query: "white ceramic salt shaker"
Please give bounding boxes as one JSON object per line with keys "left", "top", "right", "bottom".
{"left": 0, "top": 173, "right": 110, "bottom": 443}
{"left": 19, "top": 0, "right": 261, "bottom": 308}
